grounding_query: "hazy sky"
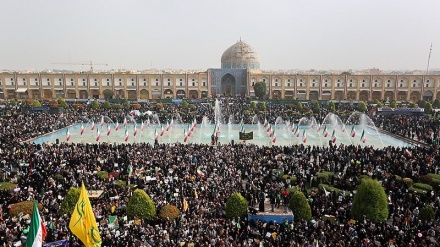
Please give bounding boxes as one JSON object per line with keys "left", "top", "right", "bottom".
{"left": 1, "top": 0, "right": 439, "bottom": 71}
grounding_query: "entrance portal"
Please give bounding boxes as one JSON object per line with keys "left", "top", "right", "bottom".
{"left": 221, "top": 74, "right": 236, "bottom": 96}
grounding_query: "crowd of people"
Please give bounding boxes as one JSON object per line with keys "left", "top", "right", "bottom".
{"left": 0, "top": 97, "right": 440, "bottom": 246}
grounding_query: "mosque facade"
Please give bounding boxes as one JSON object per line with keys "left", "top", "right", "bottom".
{"left": 1, "top": 40, "right": 440, "bottom": 102}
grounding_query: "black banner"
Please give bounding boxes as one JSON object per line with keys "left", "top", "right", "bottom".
{"left": 239, "top": 131, "right": 253, "bottom": 140}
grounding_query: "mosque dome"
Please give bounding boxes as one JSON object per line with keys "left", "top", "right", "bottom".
{"left": 221, "top": 40, "right": 260, "bottom": 69}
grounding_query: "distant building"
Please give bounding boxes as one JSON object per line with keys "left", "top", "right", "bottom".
{"left": 0, "top": 40, "right": 439, "bottom": 101}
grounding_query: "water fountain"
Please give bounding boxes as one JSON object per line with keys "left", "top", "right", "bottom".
{"left": 30, "top": 100, "right": 409, "bottom": 147}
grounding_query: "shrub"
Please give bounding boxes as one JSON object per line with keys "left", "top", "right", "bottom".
{"left": 287, "top": 187, "right": 298, "bottom": 194}
{"left": 290, "top": 176, "right": 298, "bottom": 185}
{"left": 54, "top": 173, "right": 64, "bottom": 183}
{"left": 419, "top": 205, "right": 436, "bottom": 221}
{"left": 159, "top": 204, "right": 181, "bottom": 220}
{"left": 10, "top": 99, "right": 17, "bottom": 106}
{"left": 60, "top": 187, "right": 80, "bottom": 215}
{"left": 289, "top": 190, "right": 312, "bottom": 222}
{"left": 103, "top": 101, "right": 111, "bottom": 109}
{"left": 9, "top": 201, "right": 43, "bottom": 216}
{"left": 351, "top": 178, "right": 388, "bottom": 223}
{"left": 413, "top": 183, "right": 433, "bottom": 191}
{"left": 358, "top": 174, "right": 371, "bottom": 182}
{"left": 32, "top": 100, "right": 41, "bottom": 107}
{"left": 112, "top": 104, "right": 122, "bottom": 110}
{"left": 57, "top": 97, "right": 67, "bottom": 108}
{"left": 126, "top": 189, "right": 156, "bottom": 220}
{"left": 225, "top": 192, "right": 248, "bottom": 219}
{"left": 115, "top": 180, "right": 126, "bottom": 187}
{"left": 402, "top": 178, "right": 414, "bottom": 188}
{"left": 317, "top": 171, "right": 334, "bottom": 183}
{"left": 319, "top": 184, "right": 340, "bottom": 195}
{"left": 0, "top": 182, "right": 17, "bottom": 190}
{"left": 409, "top": 186, "right": 427, "bottom": 194}
{"left": 91, "top": 100, "right": 99, "bottom": 110}
{"left": 97, "top": 171, "right": 109, "bottom": 180}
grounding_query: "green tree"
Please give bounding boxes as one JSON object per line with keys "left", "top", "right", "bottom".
{"left": 32, "top": 100, "right": 41, "bottom": 107}
{"left": 376, "top": 102, "right": 383, "bottom": 108}
{"left": 182, "top": 101, "right": 189, "bottom": 109}
{"left": 225, "top": 192, "right": 248, "bottom": 219}
{"left": 159, "top": 204, "right": 181, "bottom": 220}
{"left": 433, "top": 98, "right": 440, "bottom": 108}
{"left": 419, "top": 205, "right": 436, "bottom": 221}
{"left": 424, "top": 102, "right": 432, "bottom": 114}
{"left": 358, "top": 101, "right": 367, "bottom": 112}
{"left": 390, "top": 100, "right": 397, "bottom": 108}
{"left": 60, "top": 187, "right": 80, "bottom": 215}
{"left": 126, "top": 189, "right": 156, "bottom": 220}
{"left": 103, "top": 89, "right": 113, "bottom": 100}
{"left": 57, "top": 97, "right": 67, "bottom": 108}
{"left": 408, "top": 102, "right": 417, "bottom": 108}
{"left": 253, "top": 81, "right": 267, "bottom": 99}
{"left": 296, "top": 102, "right": 303, "bottom": 111}
{"left": 250, "top": 101, "right": 257, "bottom": 111}
{"left": 327, "top": 101, "right": 336, "bottom": 112}
{"left": 351, "top": 178, "right": 389, "bottom": 223}
{"left": 312, "top": 101, "right": 320, "bottom": 112}
{"left": 10, "top": 99, "right": 17, "bottom": 106}
{"left": 103, "top": 101, "right": 111, "bottom": 109}
{"left": 91, "top": 99, "right": 99, "bottom": 110}
{"left": 289, "top": 190, "right": 312, "bottom": 222}
{"left": 417, "top": 100, "right": 426, "bottom": 108}
{"left": 373, "top": 99, "right": 380, "bottom": 105}
{"left": 259, "top": 102, "right": 266, "bottom": 111}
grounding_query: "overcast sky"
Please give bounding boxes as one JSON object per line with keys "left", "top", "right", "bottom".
{"left": 1, "top": 0, "right": 439, "bottom": 72}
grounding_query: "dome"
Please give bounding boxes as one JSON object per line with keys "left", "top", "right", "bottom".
{"left": 221, "top": 40, "right": 260, "bottom": 69}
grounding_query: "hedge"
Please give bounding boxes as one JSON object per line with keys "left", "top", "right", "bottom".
{"left": 413, "top": 183, "right": 433, "bottom": 191}
{"left": 10, "top": 201, "right": 43, "bottom": 216}
{"left": 97, "top": 171, "right": 109, "bottom": 180}
{"left": 408, "top": 187, "right": 427, "bottom": 194}
{"left": 318, "top": 184, "right": 340, "bottom": 195}
{"left": 317, "top": 171, "right": 334, "bottom": 183}
{"left": 402, "top": 178, "right": 414, "bottom": 188}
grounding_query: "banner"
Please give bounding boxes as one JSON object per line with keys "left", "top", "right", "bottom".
{"left": 43, "top": 240, "right": 69, "bottom": 247}
{"left": 239, "top": 131, "right": 253, "bottom": 140}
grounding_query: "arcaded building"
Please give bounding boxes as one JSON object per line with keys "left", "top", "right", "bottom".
{"left": 0, "top": 40, "right": 439, "bottom": 102}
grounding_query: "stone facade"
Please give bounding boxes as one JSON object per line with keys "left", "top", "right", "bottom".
{"left": 0, "top": 71, "right": 439, "bottom": 101}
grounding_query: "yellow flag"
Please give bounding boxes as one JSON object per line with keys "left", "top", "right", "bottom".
{"left": 69, "top": 182, "right": 101, "bottom": 247}
{"left": 182, "top": 197, "right": 188, "bottom": 212}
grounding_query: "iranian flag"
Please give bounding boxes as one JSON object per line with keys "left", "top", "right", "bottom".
{"left": 100, "top": 116, "right": 105, "bottom": 127}
{"left": 107, "top": 125, "right": 111, "bottom": 136}
{"left": 123, "top": 117, "right": 127, "bottom": 127}
{"left": 26, "top": 201, "right": 47, "bottom": 247}
{"left": 133, "top": 125, "right": 138, "bottom": 136}
{"left": 404, "top": 149, "right": 412, "bottom": 157}
{"left": 95, "top": 129, "right": 101, "bottom": 142}
{"left": 323, "top": 126, "right": 328, "bottom": 137}
{"left": 272, "top": 130, "right": 277, "bottom": 143}
{"left": 155, "top": 128, "right": 159, "bottom": 141}
{"left": 184, "top": 129, "right": 188, "bottom": 142}
{"left": 80, "top": 124, "right": 85, "bottom": 136}
{"left": 115, "top": 121, "right": 120, "bottom": 131}
{"left": 66, "top": 129, "right": 71, "bottom": 142}
{"left": 166, "top": 121, "right": 170, "bottom": 131}
{"left": 124, "top": 129, "right": 130, "bottom": 142}
{"left": 296, "top": 126, "right": 300, "bottom": 137}
{"left": 341, "top": 124, "right": 346, "bottom": 132}
{"left": 317, "top": 123, "right": 321, "bottom": 132}
{"left": 263, "top": 118, "right": 268, "bottom": 128}
{"left": 91, "top": 121, "right": 95, "bottom": 131}
{"left": 331, "top": 130, "right": 336, "bottom": 143}
{"left": 141, "top": 122, "right": 144, "bottom": 131}
{"left": 187, "top": 125, "right": 192, "bottom": 137}
{"left": 350, "top": 125, "right": 356, "bottom": 138}
{"left": 302, "top": 130, "right": 307, "bottom": 143}
{"left": 147, "top": 118, "right": 151, "bottom": 127}
{"left": 360, "top": 130, "right": 366, "bottom": 143}
{"left": 291, "top": 122, "right": 295, "bottom": 132}
{"left": 160, "top": 125, "right": 165, "bottom": 136}
{"left": 269, "top": 128, "right": 274, "bottom": 138}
